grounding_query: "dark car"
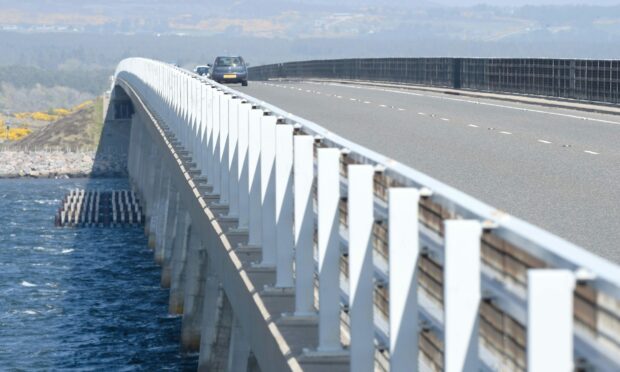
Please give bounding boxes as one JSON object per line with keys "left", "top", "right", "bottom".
{"left": 210, "top": 56, "right": 248, "bottom": 86}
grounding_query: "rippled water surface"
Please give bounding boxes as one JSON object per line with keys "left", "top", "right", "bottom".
{"left": 0, "top": 178, "right": 197, "bottom": 370}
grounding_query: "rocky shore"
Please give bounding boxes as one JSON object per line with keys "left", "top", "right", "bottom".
{"left": 0, "top": 150, "right": 128, "bottom": 178}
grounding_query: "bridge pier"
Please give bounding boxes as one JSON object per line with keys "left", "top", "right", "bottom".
{"left": 181, "top": 226, "right": 207, "bottom": 350}
{"left": 169, "top": 211, "right": 191, "bottom": 314}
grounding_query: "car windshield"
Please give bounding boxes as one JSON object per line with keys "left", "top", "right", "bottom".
{"left": 215, "top": 57, "right": 243, "bottom": 67}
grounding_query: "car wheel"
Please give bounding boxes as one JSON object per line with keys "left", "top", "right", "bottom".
{"left": 242, "top": 81, "right": 248, "bottom": 86}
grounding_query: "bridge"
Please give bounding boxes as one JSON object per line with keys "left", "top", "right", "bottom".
{"left": 112, "top": 57, "right": 620, "bottom": 371}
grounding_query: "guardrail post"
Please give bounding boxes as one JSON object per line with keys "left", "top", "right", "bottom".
{"left": 293, "top": 135, "right": 315, "bottom": 316}
{"left": 203, "top": 85, "right": 213, "bottom": 180}
{"left": 388, "top": 188, "right": 420, "bottom": 371}
{"left": 317, "top": 148, "right": 343, "bottom": 353}
{"left": 275, "top": 124, "right": 294, "bottom": 288}
{"left": 348, "top": 164, "right": 375, "bottom": 372}
{"left": 227, "top": 97, "right": 240, "bottom": 217}
{"left": 237, "top": 102, "right": 252, "bottom": 230}
{"left": 258, "top": 114, "right": 277, "bottom": 267}
{"left": 444, "top": 219, "right": 482, "bottom": 372}
{"left": 247, "top": 108, "right": 263, "bottom": 246}
{"left": 527, "top": 269, "right": 575, "bottom": 372}
{"left": 219, "top": 93, "right": 230, "bottom": 205}
{"left": 210, "top": 90, "right": 221, "bottom": 194}
{"left": 198, "top": 84, "right": 208, "bottom": 176}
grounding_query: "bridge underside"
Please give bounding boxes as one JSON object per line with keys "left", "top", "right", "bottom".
{"left": 118, "top": 83, "right": 347, "bottom": 372}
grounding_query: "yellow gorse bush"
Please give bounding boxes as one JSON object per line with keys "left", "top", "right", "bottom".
{"left": 0, "top": 125, "right": 32, "bottom": 141}
{"left": 12, "top": 100, "right": 93, "bottom": 122}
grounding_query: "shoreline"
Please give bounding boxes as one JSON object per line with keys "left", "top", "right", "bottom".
{"left": 0, "top": 149, "right": 128, "bottom": 179}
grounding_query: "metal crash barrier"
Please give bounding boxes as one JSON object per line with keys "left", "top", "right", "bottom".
{"left": 115, "top": 58, "right": 620, "bottom": 371}
{"left": 249, "top": 58, "right": 620, "bottom": 105}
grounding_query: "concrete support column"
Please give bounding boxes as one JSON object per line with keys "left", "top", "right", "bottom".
{"left": 147, "top": 156, "right": 165, "bottom": 249}
{"left": 227, "top": 316, "right": 251, "bottom": 372}
{"left": 156, "top": 185, "right": 178, "bottom": 265}
{"left": 198, "top": 271, "right": 233, "bottom": 371}
{"left": 169, "top": 210, "right": 191, "bottom": 314}
{"left": 181, "top": 226, "right": 207, "bottom": 350}
{"left": 161, "top": 193, "right": 181, "bottom": 287}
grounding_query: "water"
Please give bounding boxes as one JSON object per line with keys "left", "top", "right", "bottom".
{"left": 0, "top": 178, "right": 198, "bottom": 370}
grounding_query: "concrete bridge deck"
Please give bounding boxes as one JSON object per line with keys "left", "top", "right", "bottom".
{"left": 110, "top": 58, "right": 620, "bottom": 372}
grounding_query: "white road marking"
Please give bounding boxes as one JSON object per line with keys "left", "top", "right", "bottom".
{"left": 350, "top": 98, "right": 356, "bottom": 101}
{"left": 379, "top": 104, "right": 387, "bottom": 108}
{"left": 418, "top": 112, "right": 426, "bottom": 116}
{"left": 321, "top": 81, "right": 620, "bottom": 126}
{"left": 398, "top": 108, "right": 406, "bottom": 111}
{"left": 538, "top": 139, "right": 552, "bottom": 144}
{"left": 584, "top": 150, "right": 600, "bottom": 155}
{"left": 468, "top": 124, "right": 479, "bottom": 128}
{"left": 364, "top": 101, "right": 371, "bottom": 104}
{"left": 499, "top": 131, "right": 512, "bottom": 135}
{"left": 440, "top": 118, "right": 450, "bottom": 121}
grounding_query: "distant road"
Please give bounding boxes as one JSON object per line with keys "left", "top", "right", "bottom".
{"left": 239, "top": 80, "right": 620, "bottom": 263}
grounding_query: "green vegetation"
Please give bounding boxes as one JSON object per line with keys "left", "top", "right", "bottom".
{"left": 17, "top": 98, "right": 105, "bottom": 149}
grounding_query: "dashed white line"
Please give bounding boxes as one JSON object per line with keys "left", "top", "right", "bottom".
{"left": 499, "top": 131, "right": 512, "bottom": 135}
{"left": 584, "top": 150, "right": 600, "bottom": 155}
{"left": 418, "top": 112, "right": 426, "bottom": 116}
{"left": 538, "top": 139, "right": 552, "bottom": 144}
{"left": 468, "top": 124, "right": 479, "bottom": 128}
{"left": 349, "top": 98, "right": 357, "bottom": 101}
{"left": 364, "top": 101, "right": 371, "bottom": 104}
{"left": 398, "top": 108, "right": 406, "bottom": 111}
{"left": 440, "top": 118, "right": 450, "bottom": 121}
{"left": 379, "top": 104, "right": 387, "bottom": 108}
{"left": 320, "top": 81, "right": 620, "bottom": 126}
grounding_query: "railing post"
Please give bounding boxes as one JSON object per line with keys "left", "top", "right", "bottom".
{"left": 317, "top": 148, "right": 343, "bottom": 353}
{"left": 443, "top": 219, "right": 482, "bottom": 372}
{"left": 258, "top": 114, "right": 277, "bottom": 267}
{"left": 237, "top": 102, "right": 252, "bottom": 230}
{"left": 247, "top": 107, "right": 263, "bottom": 246}
{"left": 293, "top": 135, "right": 315, "bottom": 316}
{"left": 210, "top": 90, "right": 221, "bottom": 194}
{"left": 275, "top": 124, "right": 294, "bottom": 288}
{"left": 219, "top": 93, "right": 230, "bottom": 205}
{"left": 348, "top": 165, "right": 375, "bottom": 372}
{"left": 227, "top": 97, "right": 240, "bottom": 217}
{"left": 388, "top": 188, "right": 420, "bottom": 371}
{"left": 527, "top": 269, "right": 575, "bottom": 372}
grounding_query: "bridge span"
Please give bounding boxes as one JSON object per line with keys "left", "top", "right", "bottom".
{"left": 113, "top": 58, "right": 620, "bottom": 371}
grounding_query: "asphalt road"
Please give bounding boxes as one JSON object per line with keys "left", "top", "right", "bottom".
{"left": 237, "top": 80, "right": 620, "bottom": 263}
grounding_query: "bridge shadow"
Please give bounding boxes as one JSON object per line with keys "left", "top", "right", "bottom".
{"left": 91, "top": 86, "right": 134, "bottom": 178}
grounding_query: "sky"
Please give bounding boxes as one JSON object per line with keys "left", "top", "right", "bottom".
{"left": 430, "top": 0, "right": 620, "bottom": 5}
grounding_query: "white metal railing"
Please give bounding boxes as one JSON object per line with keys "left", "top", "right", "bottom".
{"left": 115, "top": 58, "right": 620, "bottom": 371}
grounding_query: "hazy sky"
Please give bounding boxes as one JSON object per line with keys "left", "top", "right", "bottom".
{"left": 431, "top": 0, "right": 620, "bottom": 5}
